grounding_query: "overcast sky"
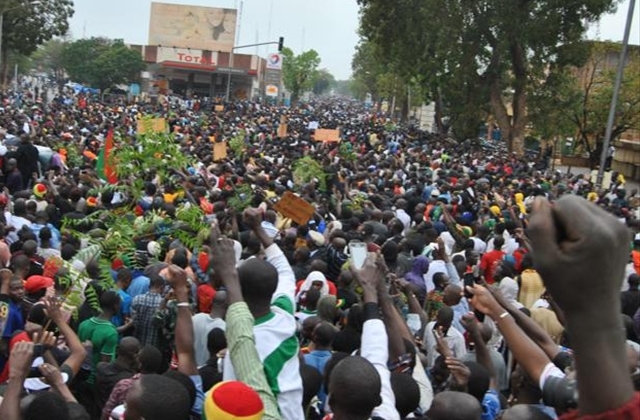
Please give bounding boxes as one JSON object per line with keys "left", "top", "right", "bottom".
{"left": 68, "top": 0, "right": 640, "bottom": 80}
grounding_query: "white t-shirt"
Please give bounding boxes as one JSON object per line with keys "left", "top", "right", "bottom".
{"left": 192, "top": 314, "right": 226, "bottom": 367}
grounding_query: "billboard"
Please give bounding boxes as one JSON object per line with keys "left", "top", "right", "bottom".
{"left": 149, "top": 2, "right": 237, "bottom": 53}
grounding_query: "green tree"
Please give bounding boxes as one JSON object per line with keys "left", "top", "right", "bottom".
{"left": 1, "top": 0, "right": 73, "bottom": 85}
{"left": 357, "top": 0, "right": 618, "bottom": 153}
{"left": 312, "top": 68, "right": 336, "bottom": 95}
{"left": 281, "top": 47, "right": 321, "bottom": 103}
{"left": 30, "top": 38, "right": 69, "bottom": 92}
{"left": 530, "top": 42, "right": 640, "bottom": 166}
{"left": 62, "top": 37, "right": 145, "bottom": 90}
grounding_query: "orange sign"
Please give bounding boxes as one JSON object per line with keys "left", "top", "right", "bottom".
{"left": 213, "top": 142, "right": 227, "bottom": 161}
{"left": 137, "top": 118, "right": 167, "bottom": 134}
{"left": 214, "top": 105, "right": 224, "bottom": 112}
{"left": 313, "top": 128, "right": 341, "bottom": 142}
{"left": 273, "top": 191, "right": 316, "bottom": 225}
{"left": 277, "top": 124, "right": 288, "bottom": 138}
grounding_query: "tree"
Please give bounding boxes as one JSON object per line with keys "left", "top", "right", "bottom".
{"left": 530, "top": 41, "right": 640, "bottom": 166}
{"left": 357, "top": 0, "right": 618, "bottom": 153}
{"left": 30, "top": 38, "right": 69, "bottom": 92}
{"left": 281, "top": 47, "right": 321, "bottom": 103}
{"left": 1, "top": 0, "right": 73, "bottom": 85}
{"left": 62, "top": 38, "right": 146, "bottom": 90}
{"left": 312, "top": 69, "right": 336, "bottom": 96}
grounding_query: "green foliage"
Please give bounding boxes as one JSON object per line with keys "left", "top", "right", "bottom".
{"left": 228, "top": 131, "right": 246, "bottom": 159}
{"left": 113, "top": 119, "right": 195, "bottom": 201}
{"left": 530, "top": 41, "right": 640, "bottom": 161}
{"left": 356, "top": 0, "right": 619, "bottom": 150}
{"left": 338, "top": 142, "right": 357, "bottom": 162}
{"left": 312, "top": 69, "right": 336, "bottom": 95}
{"left": 293, "top": 156, "right": 327, "bottom": 191}
{"left": 281, "top": 47, "right": 321, "bottom": 103}
{"left": 1, "top": 0, "right": 73, "bottom": 79}
{"left": 227, "top": 184, "right": 254, "bottom": 213}
{"left": 62, "top": 37, "right": 145, "bottom": 90}
{"left": 30, "top": 38, "right": 68, "bottom": 90}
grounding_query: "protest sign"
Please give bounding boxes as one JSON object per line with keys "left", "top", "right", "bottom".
{"left": 213, "top": 142, "right": 228, "bottom": 161}
{"left": 137, "top": 118, "right": 167, "bottom": 134}
{"left": 273, "top": 191, "right": 316, "bottom": 225}
{"left": 313, "top": 129, "right": 341, "bottom": 142}
{"left": 277, "top": 124, "right": 288, "bottom": 138}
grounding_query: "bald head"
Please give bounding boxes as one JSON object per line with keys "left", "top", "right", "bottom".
{"left": 443, "top": 284, "right": 462, "bottom": 306}
{"left": 427, "top": 391, "right": 482, "bottom": 420}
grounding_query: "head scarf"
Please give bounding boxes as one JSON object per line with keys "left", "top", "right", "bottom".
{"left": 405, "top": 256, "right": 429, "bottom": 292}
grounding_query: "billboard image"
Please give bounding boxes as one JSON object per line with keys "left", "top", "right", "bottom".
{"left": 149, "top": 2, "right": 237, "bottom": 52}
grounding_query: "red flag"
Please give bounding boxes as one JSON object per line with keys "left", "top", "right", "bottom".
{"left": 96, "top": 129, "right": 117, "bottom": 184}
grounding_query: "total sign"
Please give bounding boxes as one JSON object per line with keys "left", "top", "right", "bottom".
{"left": 266, "top": 53, "right": 283, "bottom": 70}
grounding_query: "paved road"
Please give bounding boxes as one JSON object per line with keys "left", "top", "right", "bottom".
{"left": 554, "top": 165, "right": 640, "bottom": 192}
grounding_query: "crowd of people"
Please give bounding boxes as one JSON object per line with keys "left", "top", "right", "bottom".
{"left": 0, "top": 85, "right": 638, "bottom": 420}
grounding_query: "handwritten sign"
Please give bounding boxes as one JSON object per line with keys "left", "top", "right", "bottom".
{"left": 213, "top": 142, "right": 227, "bottom": 161}
{"left": 214, "top": 105, "right": 224, "bottom": 112}
{"left": 273, "top": 191, "right": 316, "bottom": 225}
{"left": 137, "top": 118, "right": 167, "bottom": 134}
{"left": 313, "top": 129, "right": 341, "bottom": 142}
{"left": 277, "top": 123, "right": 288, "bottom": 138}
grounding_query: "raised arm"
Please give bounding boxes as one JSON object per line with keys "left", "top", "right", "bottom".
{"left": 490, "top": 288, "right": 559, "bottom": 361}
{"left": 0, "top": 341, "right": 34, "bottom": 420}
{"left": 461, "top": 313, "right": 496, "bottom": 390}
{"left": 352, "top": 254, "right": 400, "bottom": 420}
{"left": 208, "top": 228, "right": 283, "bottom": 419}
{"left": 43, "top": 297, "right": 87, "bottom": 378}
{"left": 527, "top": 196, "right": 635, "bottom": 415}
{"left": 243, "top": 208, "right": 296, "bottom": 304}
{"left": 468, "top": 285, "right": 551, "bottom": 387}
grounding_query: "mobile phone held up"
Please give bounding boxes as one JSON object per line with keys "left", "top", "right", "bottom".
{"left": 348, "top": 241, "right": 367, "bottom": 270}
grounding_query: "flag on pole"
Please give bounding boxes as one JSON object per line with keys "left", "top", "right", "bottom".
{"left": 96, "top": 129, "right": 117, "bottom": 184}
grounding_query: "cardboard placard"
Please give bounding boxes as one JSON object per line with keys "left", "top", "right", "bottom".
{"left": 137, "top": 118, "right": 167, "bottom": 134}
{"left": 273, "top": 191, "right": 316, "bottom": 225}
{"left": 213, "top": 142, "right": 227, "bottom": 161}
{"left": 277, "top": 123, "right": 288, "bottom": 138}
{"left": 214, "top": 105, "right": 224, "bottom": 112}
{"left": 313, "top": 128, "right": 341, "bottom": 142}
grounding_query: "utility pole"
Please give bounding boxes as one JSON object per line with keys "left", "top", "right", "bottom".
{"left": 595, "top": 0, "right": 636, "bottom": 189}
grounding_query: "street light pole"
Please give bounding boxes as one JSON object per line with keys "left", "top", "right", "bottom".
{"left": 224, "top": 39, "right": 283, "bottom": 101}
{"left": 595, "top": 0, "right": 636, "bottom": 189}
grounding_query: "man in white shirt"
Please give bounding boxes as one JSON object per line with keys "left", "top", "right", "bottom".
{"left": 192, "top": 290, "right": 227, "bottom": 367}
{"left": 395, "top": 199, "right": 411, "bottom": 233}
{"left": 423, "top": 306, "right": 467, "bottom": 367}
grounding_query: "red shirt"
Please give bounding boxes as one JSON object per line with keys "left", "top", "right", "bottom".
{"left": 560, "top": 392, "right": 640, "bottom": 420}
{"left": 480, "top": 250, "right": 505, "bottom": 284}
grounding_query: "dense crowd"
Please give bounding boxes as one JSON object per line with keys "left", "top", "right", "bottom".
{"left": 0, "top": 85, "right": 638, "bottom": 420}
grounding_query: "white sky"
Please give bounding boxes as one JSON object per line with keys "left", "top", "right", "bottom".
{"left": 67, "top": 0, "right": 640, "bottom": 80}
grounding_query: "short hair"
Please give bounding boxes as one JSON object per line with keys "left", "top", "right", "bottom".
{"left": 99, "top": 290, "right": 120, "bottom": 311}
{"left": 501, "top": 404, "right": 554, "bottom": 420}
{"left": 427, "top": 391, "right": 482, "bottom": 420}
{"left": 207, "top": 328, "right": 227, "bottom": 357}
{"left": 436, "top": 306, "right": 454, "bottom": 326}
{"left": 138, "top": 374, "right": 191, "bottom": 420}
{"left": 493, "top": 235, "right": 505, "bottom": 250}
{"left": 150, "top": 274, "right": 165, "bottom": 289}
{"left": 23, "top": 391, "right": 69, "bottom": 420}
{"left": 61, "top": 244, "right": 77, "bottom": 261}
{"left": 464, "top": 361, "right": 490, "bottom": 402}
{"left": 116, "top": 268, "right": 133, "bottom": 283}
{"left": 312, "top": 322, "right": 337, "bottom": 347}
{"left": 237, "top": 258, "right": 278, "bottom": 307}
{"left": 328, "top": 356, "right": 382, "bottom": 418}
{"left": 139, "top": 345, "right": 163, "bottom": 374}
{"left": 163, "top": 370, "right": 196, "bottom": 409}
{"left": 39, "top": 227, "right": 52, "bottom": 241}
{"left": 171, "top": 248, "right": 189, "bottom": 269}
{"left": 390, "top": 372, "right": 421, "bottom": 417}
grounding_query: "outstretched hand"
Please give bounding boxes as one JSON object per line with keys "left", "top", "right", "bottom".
{"left": 527, "top": 195, "right": 629, "bottom": 313}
